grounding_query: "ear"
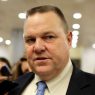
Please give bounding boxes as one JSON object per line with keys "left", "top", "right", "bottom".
{"left": 67, "top": 32, "right": 72, "bottom": 47}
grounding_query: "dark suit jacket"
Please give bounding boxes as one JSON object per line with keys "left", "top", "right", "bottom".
{"left": 8, "top": 65, "right": 95, "bottom": 95}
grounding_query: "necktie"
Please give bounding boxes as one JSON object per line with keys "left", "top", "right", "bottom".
{"left": 36, "top": 81, "right": 47, "bottom": 95}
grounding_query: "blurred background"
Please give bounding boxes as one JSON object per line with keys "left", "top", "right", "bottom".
{"left": 0, "top": 0, "right": 95, "bottom": 73}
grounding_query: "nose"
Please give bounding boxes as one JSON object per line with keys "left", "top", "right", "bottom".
{"left": 33, "top": 38, "right": 45, "bottom": 54}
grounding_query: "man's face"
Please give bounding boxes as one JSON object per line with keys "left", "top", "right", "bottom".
{"left": 23, "top": 11, "right": 72, "bottom": 80}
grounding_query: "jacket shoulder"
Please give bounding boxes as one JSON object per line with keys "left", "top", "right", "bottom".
{"left": 67, "top": 65, "right": 95, "bottom": 95}
{"left": 8, "top": 72, "right": 35, "bottom": 95}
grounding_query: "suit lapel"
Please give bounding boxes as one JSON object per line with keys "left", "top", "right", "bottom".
{"left": 9, "top": 72, "right": 35, "bottom": 95}
{"left": 9, "top": 64, "right": 95, "bottom": 95}
{"left": 66, "top": 65, "right": 91, "bottom": 95}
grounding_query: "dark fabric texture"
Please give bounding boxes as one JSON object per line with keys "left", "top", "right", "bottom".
{"left": 8, "top": 65, "right": 95, "bottom": 95}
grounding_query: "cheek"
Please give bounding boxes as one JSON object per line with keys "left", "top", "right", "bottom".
{"left": 25, "top": 46, "right": 33, "bottom": 57}
{"left": 50, "top": 42, "right": 69, "bottom": 61}
{"left": 49, "top": 42, "right": 68, "bottom": 54}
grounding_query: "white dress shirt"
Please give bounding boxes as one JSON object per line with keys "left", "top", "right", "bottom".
{"left": 22, "top": 59, "right": 73, "bottom": 95}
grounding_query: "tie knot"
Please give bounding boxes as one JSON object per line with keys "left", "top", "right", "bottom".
{"left": 36, "top": 81, "right": 47, "bottom": 95}
{"left": 37, "top": 81, "right": 47, "bottom": 89}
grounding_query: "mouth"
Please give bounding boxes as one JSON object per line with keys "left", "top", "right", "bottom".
{"left": 34, "top": 57, "right": 49, "bottom": 61}
{"left": 33, "top": 57, "right": 51, "bottom": 66}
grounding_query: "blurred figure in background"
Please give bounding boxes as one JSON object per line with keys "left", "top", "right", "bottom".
{"left": 0, "top": 57, "right": 11, "bottom": 70}
{"left": 0, "top": 57, "right": 12, "bottom": 83}
{"left": 0, "top": 57, "right": 13, "bottom": 95}
{"left": 12, "top": 57, "right": 32, "bottom": 80}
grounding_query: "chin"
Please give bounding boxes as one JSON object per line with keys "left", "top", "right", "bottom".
{"left": 34, "top": 66, "right": 52, "bottom": 74}
{"left": 36, "top": 69, "right": 51, "bottom": 75}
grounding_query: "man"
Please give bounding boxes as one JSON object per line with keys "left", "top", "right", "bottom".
{"left": 8, "top": 5, "right": 95, "bottom": 95}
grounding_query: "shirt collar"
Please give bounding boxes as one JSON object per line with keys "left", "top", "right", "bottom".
{"left": 47, "top": 59, "right": 73, "bottom": 93}
{"left": 34, "top": 59, "right": 73, "bottom": 92}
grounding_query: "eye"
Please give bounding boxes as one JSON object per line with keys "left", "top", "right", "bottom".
{"left": 46, "top": 35, "right": 55, "bottom": 39}
{"left": 24, "top": 37, "right": 36, "bottom": 45}
{"left": 43, "top": 35, "right": 56, "bottom": 41}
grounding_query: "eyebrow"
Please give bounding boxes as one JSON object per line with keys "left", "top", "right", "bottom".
{"left": 44, "top": 31, "right": 52, "bottom": 34}
{"left": 41, "top": 31, "right": 54, "bottom": 36}
{"left": 24, "top": 35, "right": 35, "bottom": 40}
{"left": 24, "top": 31, "right": 54, "bottom": 38}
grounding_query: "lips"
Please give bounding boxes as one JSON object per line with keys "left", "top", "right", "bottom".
{"left": 34, "top": 57, "right": 48, "bottom": 61}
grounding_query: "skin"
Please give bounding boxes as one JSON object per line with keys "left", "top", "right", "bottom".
{"left": 21, "top": 61, "right": 32, "bottom": 73}
{"left": 23, "top": 11, "right": 72, "bottom": 81}
{"left": 0, "top": 62, "right": 7, "bottom": 69}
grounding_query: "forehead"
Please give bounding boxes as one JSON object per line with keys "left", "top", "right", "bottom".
{"left": 0, "top": 62, "right": 6, "bottom": 68}
{"left": 0, "top": 61, "right": 6, "bottom": 65}
{"left": 23, "top": 11, "right": 64, "bottom": 36}
{"left": 25, "top": 11, "right": 62, "bottom": 24}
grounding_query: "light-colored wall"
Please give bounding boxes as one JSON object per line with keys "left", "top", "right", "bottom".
{"left": 70, "top": 47, "right": 95, "bottom": 74}
{"left": 70, "top": 47, "right": 83, "bottom": 59}
{"left": 0, "top": 45, "right": 12, "bottom": 64}
{"left": 11, "top": 29, "right": 25, "bottom": 64}
{"left": 0, "top": 29, "right": 25, "bottom": 64}
{"left": 81, "top": 48, "right": 95, "bottom": 74}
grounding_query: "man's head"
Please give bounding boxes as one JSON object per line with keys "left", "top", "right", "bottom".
{"left": 23, "top": 5, "right": 72, "bottom": 81}
{"left": 26, "top": 5, "right": 68, "bottom": 33}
